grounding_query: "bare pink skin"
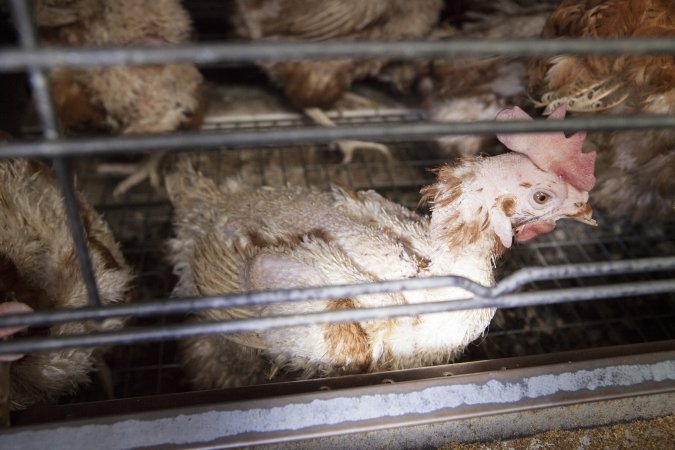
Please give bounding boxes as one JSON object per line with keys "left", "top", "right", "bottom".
{"left": 515, "top": 221, "right": 556, "bottom": 243}
{"left": 0, "top": 302, "right": 33, "bottom": 362}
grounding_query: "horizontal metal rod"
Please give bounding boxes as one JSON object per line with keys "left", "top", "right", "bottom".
{"left": 0, "top": 257, "right": 672, "bottom": 329}
{"left": 0, "top": 257, "right": 671, "bottom": 329}
{"left": 0, "top": 279, "right": 673, "bottom": 355}
{"left": 491, "top": 256, "right": 675, "bottom": 296}
{"left": 2, "top": 116, "right": 675, "bottom": 159}
{"left": 1, "top": 39, "right": 675, "bottom": 71}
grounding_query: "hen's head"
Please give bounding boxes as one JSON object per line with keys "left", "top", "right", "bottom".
{"left": 425, "top": 105, "right": 596, "bottom": 250}
{"left": 490, "top": 105, "right": 596, "bottom": 248}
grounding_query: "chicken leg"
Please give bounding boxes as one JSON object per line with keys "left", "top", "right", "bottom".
{"left": 97, "top": 151, "right": 166, "bottom": 197}
{"left": 304, "top": 107, "right": 392, "bottom": 164}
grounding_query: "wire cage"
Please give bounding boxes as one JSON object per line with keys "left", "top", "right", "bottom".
{"left": 0, "top": 1, "right": 674, "bottom": 448}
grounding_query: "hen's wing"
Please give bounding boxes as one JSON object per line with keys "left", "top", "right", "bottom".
{"left": 231, "top": 0, "right": 442, "bottom": 108}
{"left": 181, "top": 208, "right": 391, "bottom": 380}
{"left": 235, "top": 0, "right": 441, "bottom": 40}
{"left": 252, "top": 0, "right": 391, "bottom": 40}
{"left": 189, "top": 233, "right": 267, "bottom": 349}
{"left": 167, "top": 166, "right": 432, "bottom": 306}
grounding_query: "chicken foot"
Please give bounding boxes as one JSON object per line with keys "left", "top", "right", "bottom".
{"left": 97, "top": 151, "right": 166, "bottom": 197}
{"left": 304, "top": 107, "right": 392, "bottom": 164}
{"left": 341, "top": 92, "right": 384, "bottom": 112}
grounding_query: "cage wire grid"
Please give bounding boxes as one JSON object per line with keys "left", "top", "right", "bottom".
{"left": 0, "top": 0, "right": 673, "bottom": 408}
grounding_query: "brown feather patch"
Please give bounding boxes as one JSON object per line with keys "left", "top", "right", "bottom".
{"left": 419, "top": 164, "right": 465, "bottom": 208}
{"left": 323, "top": 299, "right": 372, "bottom": 373}
{"left": 378, "top": 226, "right": 430, "bottom": 273}
{"left": 49, "top": 70, "right": 107, "bottom": 134}
{"left": 279, "top": 62, "right": 353, "bottom": 109}
{"left": 247, "top": 228, "right": 332, "bottom": 249}
{"left": 480, "top": 210, "right": 491, "bottom": 232}
{"left": 426, "top": 162, "right": 493, "bottom": 250}
{"left": 492, "top": 239, "right": 507, "bottom": 259}
{"left": 441, "top": 214, "right": 484, "bottom": 250}
{"left": 496, "top": 195, "right": 517, "bottom": 217}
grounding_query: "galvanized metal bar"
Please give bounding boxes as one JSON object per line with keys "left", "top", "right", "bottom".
{"left": 2, "top": 351, "right": 673, "bottom": 449}
{"left": 0, "top": 256, "right": 672, "bottom": 330}
{"left": 50, "top": 159, "right": 103, "bottom": 308}
{"left": 0, "top": 279, "right": 673, "bottom": 356}
{"left": 9, "top": 0, "right": 56, "bottom": 138}
{"left": 2, "top": 115, "right": 675, "bottom": 159}
{"left": 8, "top": 0, "right": 102, "bottom": 308}
{"left": 491, "top": 256, "right": 675, "bottom": 296}
{"left": 1, "top": 38, "right": 675, "bottom": 71}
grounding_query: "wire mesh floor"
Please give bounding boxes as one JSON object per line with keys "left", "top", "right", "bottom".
{"left": 54, "top": 85, "right": 675, "bottom": 403}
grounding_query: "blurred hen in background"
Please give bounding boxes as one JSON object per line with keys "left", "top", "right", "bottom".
{"left": 380, "top": 0, "right": 558, "bottom": 157}
{"left": 228, "top": 0, "right": 443, "bottom": 163}
{"left": 34, "top": 0, "right": 205, "bottom": 195}
{"left": 529, "top": 0, "right": 675, "bottom": 221}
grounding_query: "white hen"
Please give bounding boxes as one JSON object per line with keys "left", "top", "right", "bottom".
{"left": 167, "top": 106, "right": 597, "bottom": 389}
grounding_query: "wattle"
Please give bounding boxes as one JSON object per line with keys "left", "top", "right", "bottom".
{"left": 515, "top": 221, "right": 556, "bottom": 243}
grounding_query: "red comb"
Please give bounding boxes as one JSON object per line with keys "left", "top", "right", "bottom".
{"left": 495, "top": 105, "right": 596, "bottom": 192}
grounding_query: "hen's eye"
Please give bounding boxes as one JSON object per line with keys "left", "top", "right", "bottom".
{"left": 533, "top": 191, "right": 550, "bottom": 204}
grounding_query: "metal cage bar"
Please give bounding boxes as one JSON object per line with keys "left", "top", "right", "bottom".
{"left": 0, "top": 279, "right": 674, "bottom": 356}
{"left": 1, "top": 38, "right": 675, "bottom": 71}
{"left": 7, "top": 0, "right": 102, "bottom": 308}
{"left": 0, "top": 256, "right": 673, "bottom": 330}
{"left": 2, "top": 115, "right": 675, "bottom": 159}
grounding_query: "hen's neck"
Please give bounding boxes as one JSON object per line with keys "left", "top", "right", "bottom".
{"left": 424, "top": 168, "right": 503, "bottom": 287}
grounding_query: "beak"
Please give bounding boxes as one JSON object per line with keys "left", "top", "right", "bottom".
{"left": 572, "top": 216, "right": 598, "bottom": 226}
{"left": 568, "top": 202, "right": 597, "bottom": 227}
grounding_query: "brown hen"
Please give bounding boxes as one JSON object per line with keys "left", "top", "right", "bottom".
{"left": 529, "top": 0, "right": 675, "bottom": 220}
{"left": 34, "top": 0, "right": 205, "bottom": 195}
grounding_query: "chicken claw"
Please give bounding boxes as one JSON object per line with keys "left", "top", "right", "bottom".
{"left": 98, "top": 152, "right": 166, "bottom": 197}
{"left": 304, "top": 107, "right": 392, "bottom": 164}
{"left": 335, "top": 140, "right": 392, "bottom": 164}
